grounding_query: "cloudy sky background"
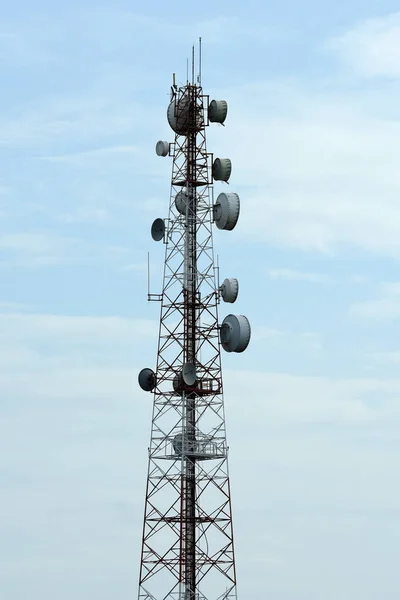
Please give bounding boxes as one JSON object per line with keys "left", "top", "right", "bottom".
{"left": 1, "top": 0, "right": 400, "bottom": 598}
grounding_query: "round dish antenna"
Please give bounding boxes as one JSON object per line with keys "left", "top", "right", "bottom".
{"left": 175, "top": 189, "right": 190, "bottom": 215}
{"left": 156, "top": 141, "right": 169, "bottom": 157}
{"left": 213, "top": 193, "right": 240, "bottom": 231}
{"left": 138, "top": 368, "right": 156, "bottom": 392}
{"left": 151, "top": 218, "right": 165, "bottom": 242}
{"left": 220, "top": 314, "right": 251, "bottom": 353}
{"left": 167, "top": 94, "right": 203, "bottom": 135}
{"left": 220, "top": 278, "right": 239, "bottom": 303}
{"left": 182, "top": 362, "right": 197, "bottom": 386}
{"left": 209, "top": 100, "right": 228, "bottom": 124}
{"left": 213, "top": 158, "right": 232, "bottom": 182}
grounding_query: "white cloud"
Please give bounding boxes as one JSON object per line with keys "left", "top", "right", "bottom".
{"left": 1, "top": 310, "right": 399, "bottom": 599}
{"left": 0, "top": 232, "right": 134, "bottom": 268}
{"left": 367, "top": 350, "right": 400, "bottom": 365}
{"left": 210, "top": 76, "right": 400, "bottom": 257}
{"left": 1, "top": 311, "right": 397, "bottom": 426}
{"left": 0, "top": 312, "right": 157, "bottom": 345}
{"left": 119, "top": 262, "right": 147, "bottom": 273}
{"left": 0, "top": 73, "right": 146, "bottom": 148}
{"left": 350, "top": 282, "right": 400, "bottom": 320}
{"left": 2, "top": 8, "right": 400, "bottom": 599}
{"left": 0, "top": 312, "right": 158, "bottom": 397}
{"left": 59, "top": 207, "right": 111, "bottom": 224}
{"left": 114, "top": 13, "right": 276, "bottom": 47}
{"left": 40, "top": 145, "right": 139, "bottom": 166}
{"left": 251, "top": 327, "right": 323, "bottom": 358}
{"left": 225, "top": 368, "right": 400, "bottom": 426}
{"left": 0, "top": 301, "right": 30, "bottom": 311}
{"left": 329, "top": 12, "right": 400, "bottom": 78}
{"left": 267, "top": 268, "right": 330, "bottom": 283}
{"left": 0, "top": 233, "right": 78, "bottom": 266}
{"left": 251, "top": 326, "right": 284, "bottom": 341}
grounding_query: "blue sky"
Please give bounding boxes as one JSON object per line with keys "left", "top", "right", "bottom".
{"left": 1, "top": 1, "right": 400, "bottom": 599}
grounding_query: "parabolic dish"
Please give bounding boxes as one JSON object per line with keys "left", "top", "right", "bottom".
{"left": 182, "top": 362, "right": 197, "bottom": 386}
{"left": 167, "top": 95, "right": 203, "bottom": 135}
{"left": 209, "top": 99, "right": 228, "bottom": 124}
{"left": 220, "top": 314, "right": 251, "bottom": 353}
{"left": 175, "top": 189, "right": 189, "bottom": 215}
{"left": 220, "top": 278, "right": 239, "bottom": 303}
{"left": 212, "top": 158, "right": 232, "bottom": 182}
{"left": 213, "top": 193, "right": 240, "bottom": 231}
{"left": 156, "top": 140, "right": 169, "bottom": 157}
{"left": 151, "top": 218, "right": 165, "bottom": 242}
{"left": 138, "top": 368, "right": 156, "bottom": 392}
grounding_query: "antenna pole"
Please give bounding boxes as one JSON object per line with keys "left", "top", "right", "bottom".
{"left": 192, "top": 45, "right": 195, "bottom": 85}
{"left": 198, "top": 37, "right": 202, "bottom": 85}
{"left": 147, "top": 252, "right": 150, "bottom": 300}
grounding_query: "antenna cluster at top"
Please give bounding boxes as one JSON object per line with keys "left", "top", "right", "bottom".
{"left": 148, "top": 45, "right": 251, "bottom": 368}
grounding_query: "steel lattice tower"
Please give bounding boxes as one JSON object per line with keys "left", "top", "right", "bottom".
{"left": 138, "top": 45, "right": 251, "bottom": 600}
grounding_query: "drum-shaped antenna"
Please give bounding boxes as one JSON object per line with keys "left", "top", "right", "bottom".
{"left": 138, "top": 368, "right": 156, "bottom": 391}
{"left": 173, "top": 433, "right": 184, "bottom": 455}
{"left": 220, "top": 314, "right": 251, "bottom": 353}
{"left": 173, "top": 432, "right": 195, "bottom": 455}
{"left": 156, "top": 140, "right": 169, "bottom": 157}
{"left": 220, "top": 278, "right": 239, "bottom": 303}
{"left": 182, "top": 362, "right": 197, "bottom": 386}
{"left": 213, "top": 193, "right": 240, "bottom": 231}
{"left": 173, "top": 373, "right": 184, "bottom": 395}
{"left": 209, "top": 100, "right": 228, "bottom": 124}
{"left": 151, "top": 218, "right": 165, "bottom": 242}
{"left": 212, "top": 158, "right": 231, "bottom": 182}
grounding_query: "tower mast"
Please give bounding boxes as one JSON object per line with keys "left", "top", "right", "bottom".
{"left": 138, "top": 45, "right": 251, "bottom": 600}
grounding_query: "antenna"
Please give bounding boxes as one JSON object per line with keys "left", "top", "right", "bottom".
{"left": 198, "top": 36, "right": 202, "bottom": 85}
{"left": 192, "top": 44, "right": 195, "bottom": 85}
{"left": 147, "top": 252, "right": 150, "bottom": 299}
{"left": 138, "top": 42, "right": 251, "bottom": 600}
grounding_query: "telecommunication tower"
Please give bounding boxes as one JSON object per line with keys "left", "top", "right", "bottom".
{"left": 138, "top": 42, "right": 251, "bottom": 600}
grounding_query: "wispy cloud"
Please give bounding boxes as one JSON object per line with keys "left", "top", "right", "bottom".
{"left": 0, "top": 232, "right": 77, "bottom": 266}
{"left": 58, "top": 207, "right": 111, "bottom": 224}
{"left": 119, "top": 262, "right": 147, "bottom": 273}
{"left": 39, "top": 145, "right": 139, "bottom": 166}
{"left": 0, "top": 312, "right": 157, "bottom": 346}
{"left": 0, "top": 301, "right": 30, "bottom": 311}
{"left": 2, "top": 6, "right": 400, "bottom": 598}
{"left": 222, "top": 74, "right": 400, "bottom": 257}
{"left": 367, "top": 350, "right": 400, "bottom": 365}
{"left": 350, "top": 282, "right": 400, "bottom": 320}
{"left": 0, "top": 232, "right": 134, "bottom": 268}
{"left": 328, "top": 12, "right": 400, "bottom": 78}
{"left": 226, "top": 368, "right": 400, "bottom": 425}
{"left": 267, "top": 268, "right": 330, "bottom": 283}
